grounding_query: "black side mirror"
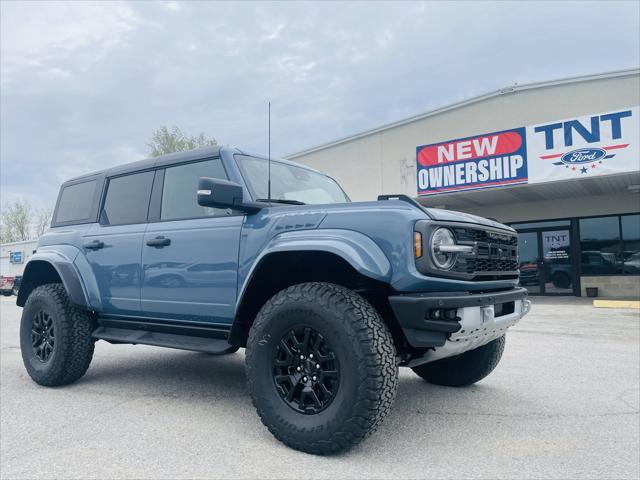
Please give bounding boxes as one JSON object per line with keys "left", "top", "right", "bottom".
{"left": 197, "top": 177, "right": 261, "bottom": 213}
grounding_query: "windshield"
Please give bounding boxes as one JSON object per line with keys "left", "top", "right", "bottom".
{"left": 235, "top": 155, "right": 349, "bottom": 204}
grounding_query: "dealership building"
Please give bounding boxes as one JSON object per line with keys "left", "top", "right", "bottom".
{"left": 288, "top": 69, "right": 640, "bottom": 298}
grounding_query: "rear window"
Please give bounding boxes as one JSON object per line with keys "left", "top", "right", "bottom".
{"left": 54, "top": 180, "right": 97, "bottom": 224}
{"left": 101, "top": 171, "right": 155, "bottom": 225}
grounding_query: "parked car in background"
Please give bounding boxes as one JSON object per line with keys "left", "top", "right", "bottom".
{"left": 0, "top": 276, "right": 19, "bottom": 296}
{"left": 13, "top": 276, "right": 22, "bottom": 296}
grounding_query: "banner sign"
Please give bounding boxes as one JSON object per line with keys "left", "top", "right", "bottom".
{"left": 417, "top": 106, "right": 639, "bottom": 196}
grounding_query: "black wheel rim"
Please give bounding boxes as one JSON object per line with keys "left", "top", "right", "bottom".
{"left": 273, "top": 326, "right": 340, "bottom": 415}
{"left": 31, "top": 310, "right": 55, "bottom": 363}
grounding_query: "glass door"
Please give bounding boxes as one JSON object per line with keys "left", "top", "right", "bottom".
{"left": 515, "top": 226, "right": 575, "bottom": 295}
{"left": 517, "top": 232, "right": 542, "bottom": 294}
{"left": 539, "top": 229, "right": 573, "bottom": 294}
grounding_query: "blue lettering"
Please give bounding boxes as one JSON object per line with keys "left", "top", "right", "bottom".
{"left": 599, "top": 110, "right": 632, "bottom": 140}
{"left": 564, "top": 116, "right": 600, "bottom": 146}
{"left": 534, "top": 122, "right": 562, "bottom": 149}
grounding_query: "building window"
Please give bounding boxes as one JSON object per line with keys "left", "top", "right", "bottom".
{"left": 622, "top": 214, "right": 640, "bottom": 275}
{"left": 579, "top": 214, "right": 640, "bottom": 276}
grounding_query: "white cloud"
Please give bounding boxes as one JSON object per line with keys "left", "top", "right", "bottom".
{"left": 161, "top": 1, "right": 181, "bottom": 12}
{"left": 260, "top": 22, "right": 285, "bottom": 42}
{"left": 0, "top": 1, "right": 138, "bottom": 84}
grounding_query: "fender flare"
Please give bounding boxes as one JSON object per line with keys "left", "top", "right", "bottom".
{"left": 236, "top": 228, "right": 392, "bottom": 311}
{"left": 17, "top": 246, "right": 90, "bottom": 309}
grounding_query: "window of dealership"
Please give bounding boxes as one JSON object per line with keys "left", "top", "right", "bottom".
{"left": 511, "top": 213, "right": 640, "bottom": 296}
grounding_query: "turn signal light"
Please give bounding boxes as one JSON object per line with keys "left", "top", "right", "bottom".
{"left": 414, "top": 231, "right": 423, "bottom": 258}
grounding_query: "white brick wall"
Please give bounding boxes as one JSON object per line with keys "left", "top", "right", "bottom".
{"left": 580, "top": 276, "right": 640, "bottom": 299}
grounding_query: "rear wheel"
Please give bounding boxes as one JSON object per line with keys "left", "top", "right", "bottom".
{"left": 412, "top": 335, "right": 505, "bottom": 387}
{"left": 20, "top": 284, "right": 96, "bottom": 386}
{"left": 246, "top": 282, "right": 398, "bottom": 455}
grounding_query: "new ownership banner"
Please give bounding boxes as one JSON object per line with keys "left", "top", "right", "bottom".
{"left": 416, "top": 106, "right": 639, "bottom": 196}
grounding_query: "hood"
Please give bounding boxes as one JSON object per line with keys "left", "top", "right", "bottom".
{"left": 422, "top": 207, "right": 515, "bottom": 232}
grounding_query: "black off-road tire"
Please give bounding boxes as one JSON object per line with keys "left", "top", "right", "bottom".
{"left": 246, "top": 282, "right": 398, "bottom": 455}
{"left": 20, "top": 284, "right": 96, "bottom": 386}
{"left": 412, "top": 335, "right": 505, "bottom": 387}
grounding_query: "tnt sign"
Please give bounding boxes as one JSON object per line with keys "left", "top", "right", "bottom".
{"left": 416, "top": 128, "right": 528, "bottom": 195}
{"left": 527, "top": 106, "right": 639, "bottom": 182}
{"left": 534, "top": 110, "right": 632, "bottom": 149}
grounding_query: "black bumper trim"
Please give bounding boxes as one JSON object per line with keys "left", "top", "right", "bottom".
{"left": 389, "top": 287, "right": 527, "bottom": 348}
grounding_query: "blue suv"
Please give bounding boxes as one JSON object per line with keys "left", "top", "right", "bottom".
{"left": 17, "top": 146, "right": 530, "bottom": 454}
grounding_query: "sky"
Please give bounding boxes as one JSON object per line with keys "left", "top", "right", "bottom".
{"left": 1, "top": 0, "right": 639, "bottom": 209}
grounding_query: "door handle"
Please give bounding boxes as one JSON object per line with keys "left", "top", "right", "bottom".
{"left": 146, "top": 236, "right": 171, "bottom": 248}
{"left": 83, "top": 240, "right": 104, "bottom": 250}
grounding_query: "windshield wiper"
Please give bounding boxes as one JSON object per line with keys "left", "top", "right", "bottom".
{"left": 256, "top": 198, "right": 306, "bottom": 205}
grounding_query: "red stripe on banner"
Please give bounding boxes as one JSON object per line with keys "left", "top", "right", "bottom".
{"left": 418, "top": 178, "right": 527, "bottom": 195}
{"left": 539, "top": 153, "right": 563, "bottom": 160}
{"left": 603, "top": 144, "right": 629, "bottom": 151}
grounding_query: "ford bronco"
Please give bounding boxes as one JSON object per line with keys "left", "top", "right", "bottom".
{"left": 18, "top": 146, "right": 530, "bottom": 454}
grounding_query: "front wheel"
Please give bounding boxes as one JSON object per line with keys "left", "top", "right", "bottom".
{"left": 412, "top": 335, "right": 505, "bottom": 387}
{"left": 246, "top": 282, "right": 398, "bottom": 455}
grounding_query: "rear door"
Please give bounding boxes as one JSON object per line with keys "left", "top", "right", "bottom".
{"left": 82, "top": 170, "right": 155, "bottom": 315}
{"left": 141, "top": 158, "right": 243, "bottom": 324}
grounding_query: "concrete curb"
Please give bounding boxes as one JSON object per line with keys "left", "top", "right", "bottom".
{"left": 593, "top": 299, "right": 640, "bottom": 309}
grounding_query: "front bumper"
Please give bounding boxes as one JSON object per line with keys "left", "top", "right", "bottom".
{"left": 389, "top": 287, "right": 531, "bottom": 365}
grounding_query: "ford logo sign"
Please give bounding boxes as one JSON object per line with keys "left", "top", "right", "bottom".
{"left": 560, "top": 148, "right": 606, "bottom": 165}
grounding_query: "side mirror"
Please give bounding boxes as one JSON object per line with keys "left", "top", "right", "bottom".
{"left": 197, "top": 177, "right": 261, "bottom": 213}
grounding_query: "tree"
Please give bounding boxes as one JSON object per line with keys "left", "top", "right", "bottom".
{"left": 35, "top": 206, "right": 54, "bottom": 237}
{"left": 147, "top": 126, "right": 217, "bottom": 157}
{"left": 0, "top": 199, "right": 31, "bottom": 243}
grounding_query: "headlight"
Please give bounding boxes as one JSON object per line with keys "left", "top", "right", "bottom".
{"left": 430, "top": 228, "right": 457, "bottom": 270}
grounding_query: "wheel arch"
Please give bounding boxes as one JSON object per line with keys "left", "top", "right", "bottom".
{"left": 229, "top": 247, "right": 406, "bottom": 350}
{"left": 17, "top": 258, "right": 88, "bottom": 309}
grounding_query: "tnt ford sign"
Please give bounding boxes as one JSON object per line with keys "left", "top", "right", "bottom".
{"left": 416, "top": 105, "right": 639, "bottom": 196}
{"left": 527, "top": 107, "right": 638, "bottom": 183}
{"left": 416, "top": 128, "right": 528, "bottom": 195}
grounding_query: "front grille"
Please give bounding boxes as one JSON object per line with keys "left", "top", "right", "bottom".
{"left": 450, "top": 226, "right": 518, "bottom": 279}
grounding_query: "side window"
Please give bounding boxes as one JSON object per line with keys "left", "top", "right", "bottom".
{"left": 160, "top": 158, "right": 228, "bottom": 221}
{"left": 102, "top": 171, "right": 154, "bottom": 226}
{"left": 54, "top": 180, "right": 97, "bottom": 225}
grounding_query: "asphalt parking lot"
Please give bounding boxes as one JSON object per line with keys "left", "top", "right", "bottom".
{"left": 0, "top": 295, "right": 638, "bottom": 480}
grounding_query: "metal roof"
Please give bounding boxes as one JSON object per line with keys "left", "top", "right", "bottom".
{"left": 286, "top": 68, "right": 640, "bottom": 159}
{"left": 65, "top": 144, "right": 323, "bottom": 184}
{"left": 67, "top": 145, "right": 223, "bottom": 182}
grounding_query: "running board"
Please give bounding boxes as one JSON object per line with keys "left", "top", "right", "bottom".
{"left": 92, "top": 327, "right": 237, "bottom": 354}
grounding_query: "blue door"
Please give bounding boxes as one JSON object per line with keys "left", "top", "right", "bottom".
{"left": 140, "top": 158, "right": 243, "bottom": 324}
{"left": 82, "top": 170, "right": 155, "bottom": 315}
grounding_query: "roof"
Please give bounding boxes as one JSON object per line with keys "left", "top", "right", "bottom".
{"left": 64, "top": 144, "right": 323, "bottom": 185}
{"left": 66, "top": 145, "right": 223, "bottom": 182}
{"left": 286, "top": 67, "right": 640, "bottom": 159}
